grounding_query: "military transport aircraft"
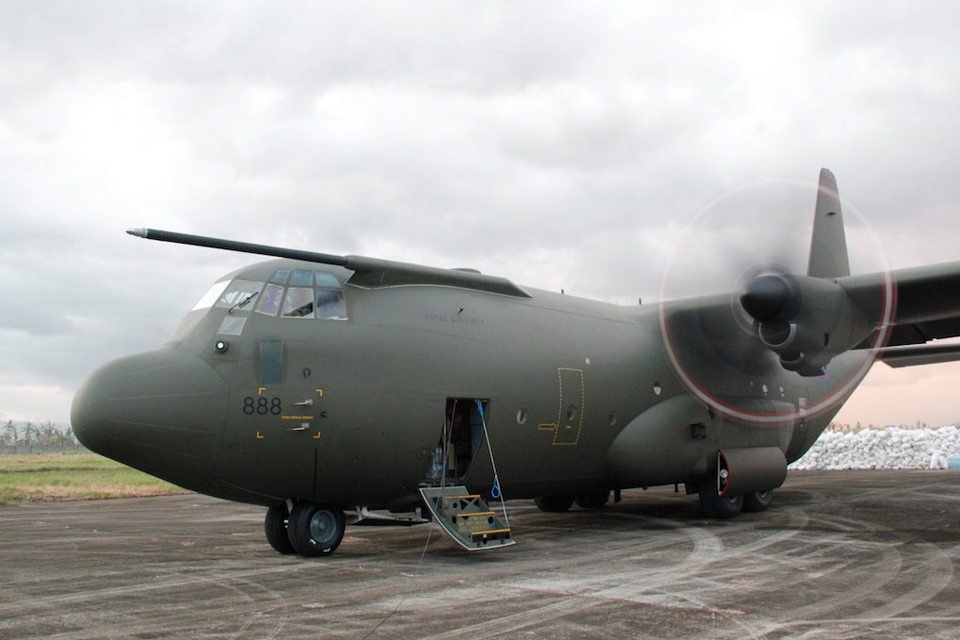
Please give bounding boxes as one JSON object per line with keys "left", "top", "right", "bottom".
{"left": 71, "top": 170, "right": 960, "bottom": 557}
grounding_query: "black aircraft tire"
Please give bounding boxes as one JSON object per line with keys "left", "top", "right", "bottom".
{"left": 534, "top": 495, "right": 575, "bottom": 513}
{"left": 742, "top": 489, "right": 774, "bottom": 513}
{"left": 575, "top": 490, "right": 610, "bottom": 510}
{"left": 287, "top": 502, "right": 346, "bottom": 557}
{"left": 698, "top": 480, "right": 744, "bottom": 519}
{"left": 264, "top": 503, "right": 296, "bottom": 555}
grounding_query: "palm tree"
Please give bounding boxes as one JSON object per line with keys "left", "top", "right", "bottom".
{"left": 64, "top": 426, "right": 76, "bottom": 449}
{"left": 40, "top": 421, "right": 58, "bottom": 447}
{"left": 21, "top": 421, "right": 35, "bottom": 452}
{"left": 3, "top": 420, "right": 17, "bottom": 453}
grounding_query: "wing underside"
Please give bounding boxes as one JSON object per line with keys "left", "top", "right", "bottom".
{"left": 846, "top": 260, "right": 960, "bottom": 367}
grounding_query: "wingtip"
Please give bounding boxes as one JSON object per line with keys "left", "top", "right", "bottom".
{"left": 126, "top": 228, "right": 147, "bottom": 238}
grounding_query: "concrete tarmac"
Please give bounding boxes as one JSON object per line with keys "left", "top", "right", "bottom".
{"left": 2, "top": 470, "right": 960, "bottom": 639}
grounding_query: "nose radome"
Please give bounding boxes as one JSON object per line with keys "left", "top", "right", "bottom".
{"left": 71, "top": 348, "right": 229, "bottom": 492}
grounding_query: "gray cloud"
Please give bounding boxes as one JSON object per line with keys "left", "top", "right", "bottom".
{"left": 2, "top": 1, "right": 960, "bottom": 424}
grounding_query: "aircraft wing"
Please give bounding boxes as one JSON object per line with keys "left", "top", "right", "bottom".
{"left": 841, "top": 259, "right": 960, "bottom": 367}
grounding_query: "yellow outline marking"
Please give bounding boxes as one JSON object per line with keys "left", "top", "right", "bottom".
{"left": 538, "top": 367, "right": 585, "bottom": 446}
{"left": 281, "top": 415, "right": 313, "bottom": 420}
{"left": 256, "top": 431, "right": 264, "bottom": 439}
{"left": 258, "top": 387, "right": 267, "bottom": 396}
{"left": 316, "top": 389, "right": 323, "bottom": 396}
{"left": 460, "top": 511, "right": 496, "bottom": 517}
{"left": 313, "top": 431, "right": 322, "bottom": 439}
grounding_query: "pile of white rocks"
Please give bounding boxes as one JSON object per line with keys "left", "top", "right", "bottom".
{"left": 789, "top": 426, "right": 960, "bottom": 470}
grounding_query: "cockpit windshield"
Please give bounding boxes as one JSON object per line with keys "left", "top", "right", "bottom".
{"left": 217, "top": 269, "right": 348, "bottom": 321}
{"left": 171, "top": 267, "right": 350, "bottom": 345}
{"left": 215, "top": 280, "right": 262, "bottom": 311}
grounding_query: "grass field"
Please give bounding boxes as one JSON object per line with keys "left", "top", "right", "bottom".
{"left": 0, "top": 453, "right": 190, "bottom": 505}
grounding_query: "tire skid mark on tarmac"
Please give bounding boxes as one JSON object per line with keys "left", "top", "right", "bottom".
{"left": 749, "top": 508, "right": 956, "bottom": 637}
{"left": 0, "top": 559, "right": 321, "bottom": 629}
{"left": 26, "top": 571, "right": 292, "bottom": 640}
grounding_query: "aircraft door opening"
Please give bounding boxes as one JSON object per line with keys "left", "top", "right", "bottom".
{"left": 423, "top": 398, "right": 489, "bottom": 485}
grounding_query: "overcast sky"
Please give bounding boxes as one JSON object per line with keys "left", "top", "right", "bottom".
{"left": 2, "top": 1, "right": 959, "bottom": 428}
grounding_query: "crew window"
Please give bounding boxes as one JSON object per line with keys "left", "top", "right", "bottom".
{"left": 215, "top": 280, "right": 262, "bottom": 311}
{"left": 270, "top": 269, "right": 291, "bottom": 284}
{"left": 316, "top": 272, "right": 340, "bottom": 288}
{"left": 290, "top": 269, "right": 313, "bottom": 286}
{"left": 218, "top": 316, "right": 246, "bottom": 335}
{"left": 265, "top": 269, "right": 349, "bottom": 321}
{"left": 282, "top": 287, "right": 315, "bottom": 318}
{"left": 192, "top": 280, "right": 230, "bottom": 311}
{"left": 316, "top": 289, "right": 347, "bottom": 320}
{"left": 255, "top": 284, "right": 284, "bottom": 316}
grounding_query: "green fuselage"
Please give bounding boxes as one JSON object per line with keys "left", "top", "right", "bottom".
{"left": 72, "top": 258, "right": 862, "bottom": 512}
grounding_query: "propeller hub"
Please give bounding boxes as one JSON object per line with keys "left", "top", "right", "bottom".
{"left": 741, "top": 275, "right": 795, "bottom": 322}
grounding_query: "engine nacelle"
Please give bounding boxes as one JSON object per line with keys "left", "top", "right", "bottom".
{"left": 741, "top": 274, "right": 876, "bottom": 376}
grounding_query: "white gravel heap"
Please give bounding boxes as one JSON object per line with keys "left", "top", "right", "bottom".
{"left": 789, "top": 426, "right": 960, "bottom": 470}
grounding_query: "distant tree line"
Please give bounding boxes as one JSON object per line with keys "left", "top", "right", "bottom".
{"left": 2, "top": 420, "right": 80, "bottom": 453}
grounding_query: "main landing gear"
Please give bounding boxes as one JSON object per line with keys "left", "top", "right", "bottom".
{"left": 264, "top": 501, "right": 346, "bottom": 557}
{"left": 698, "top": 479, "right": 774, "bottom": 519}
{"left": 534, "top": 490, "right": 611, "bottom": 513}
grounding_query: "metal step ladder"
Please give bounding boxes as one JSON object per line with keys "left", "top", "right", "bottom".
{"left": 418, "top": 485, "right": 515, "bottom": 551}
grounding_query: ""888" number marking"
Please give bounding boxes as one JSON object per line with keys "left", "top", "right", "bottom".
{"left": 243, "top": 396, "right": 282, "bottom": 415}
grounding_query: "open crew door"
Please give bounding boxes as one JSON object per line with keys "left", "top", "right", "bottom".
{"left": 419, "top": 398, "right": 514, "bottom": 550}
{"left": 422, "top": 398, "right": 485, "bottom": 485}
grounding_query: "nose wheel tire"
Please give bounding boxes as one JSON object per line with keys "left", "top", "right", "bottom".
{"left": 287, "top": 502, "right": 346, "bottom": 557}
{"left": 264, "top": 503, "right": 296, "bottom": 555}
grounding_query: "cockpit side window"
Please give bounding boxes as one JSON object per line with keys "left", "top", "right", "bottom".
{"left": 263, "top": 269, "right": 349, "bottom": 320}
{"left": 282, "top": 287, "right": 315, "bottom": 318}
{"left": 316, "top": 289, "right": 347, "bottom": 320}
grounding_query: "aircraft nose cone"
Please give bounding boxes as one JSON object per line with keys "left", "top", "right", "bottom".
{"left": 71, "top": 349, "right": 229, "bottom": 492}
